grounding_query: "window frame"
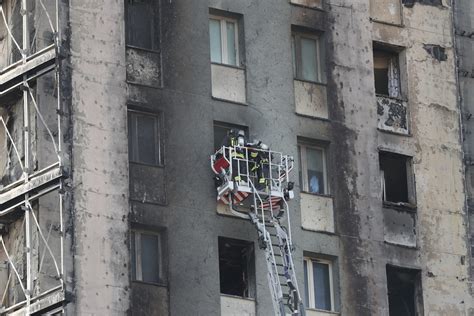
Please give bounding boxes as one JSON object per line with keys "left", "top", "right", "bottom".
{"left": 131, "top": 229, "right": 164, "bottom": 285}
{"left": 292, "top": 32, "right": 325, "bottom": 84}
{"left": 304, "top": 257, "right": 335, "bottom": 312}
{"left": 379, "top": 151, "right": 416, "bottom": 207}
{"left": 125, "top": 0, "right": 160, "bottom": 51}
{"left": 209, "top": 15, "right": 240, "bottom": 66}
{"left": 218, "top": 237, "right": 256, "bottom": 299}
{"left": 298, "top": 143, "right": 329, "bottom": 195}
{"left": 128, "top": 109, "right": 163, "bottom": 167}
{"left": 373, "top": 44, "right": 405, "bottom": 100}
{"left": 386, "top": 264, "right": 424, "bottom": 316}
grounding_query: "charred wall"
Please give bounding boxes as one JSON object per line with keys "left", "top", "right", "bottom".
{"left": 455, "top": 0, "right": 474, "bottom": 301}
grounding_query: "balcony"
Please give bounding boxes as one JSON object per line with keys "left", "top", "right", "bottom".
{"left": 377, "top": 95, "right": 409, "bottom": 135}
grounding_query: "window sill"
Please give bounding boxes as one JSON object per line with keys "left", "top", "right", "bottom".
{"left": 220, "top": 293, "right": 255, "bottom": 301}
{"left": 126, "top": 80, "right": 162, "bottom": 89}
{"left": 132, "top": 280, "right": 167, "bottom": 287}
{"left": 211, "top": 62, "right": 245, "bottom": 71}
{"left": 295, "top": 111, "right": 331, "bottom": 122}
{"left": 375, "top": 94, "right": 407, "bottom": 103}
{"left": 294, "top": 78, "right": 327, "bottom": 86}
{"left": 289, "top": 2, "right": 325, "bottom": 12}
{"left": 212, "top": 96, "right": 248, "bottom": 107}
{"left": 126, "top": 45, "right": 160, "bottom": 54}
{"left": 129, "top": 161, "right": 165, "bottom": 169}
{"left": 384, "top": 240, "right": 418, "bottom": 250}
{"left": 370, "top": 18, "right": 404, "bottom": 28}
{"left": 301, "top": 191, "right": 332, "bottom": 198}
{"left": 377, "top": 127, "right": 412, "bottom": 137}
{"left": 301, "top": 227, "right": 337, "bottom": 236}
{"left": 383, "top": 201, "right": 417, "bottom": 212}
{"left": 306, "top": 308, "right": 340, "bottom": 315}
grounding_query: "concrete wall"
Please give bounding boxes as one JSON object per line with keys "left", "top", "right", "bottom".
{"left": 122, "top": 0, "right": 474, "bottom": 314}
{"left": 0, "top": 0, "right": 465, "bottom": 314}
{"left": 371, "top": 1, "right": 472, "bottom": 313}
{"left": 69, "top": 0, "right": 130, "bottom": 314}
{"left": 126, "top": 0, "right": 472, "bottom": 315}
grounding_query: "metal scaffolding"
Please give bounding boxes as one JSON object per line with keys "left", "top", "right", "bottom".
{"left": 0, "top": 0, "right": 65, "bottom": 314}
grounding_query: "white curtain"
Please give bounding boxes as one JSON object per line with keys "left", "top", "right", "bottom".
{"left": 388, "top": 57, "right": 400, "bottom": 98}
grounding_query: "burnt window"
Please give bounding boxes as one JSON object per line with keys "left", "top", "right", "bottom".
{"left": 218, "top": 237, "right": 255, "bottom": 298}
{"left": 379, "top": 152, "right": 415, "bottom": 205}
{"left": 128, "top": 109, "right": 162, "bottom": 166}
{"left": 373, "top": 48, "right": 400, "bottom": 98}
{"left": 213, "top": 121, "right": 248, "bottom": 151}
{"left": 125, "top": 0, "right": 159, "bottom": 50}
{"left": 386, "top": 265, "right": 423, "bottom": 316}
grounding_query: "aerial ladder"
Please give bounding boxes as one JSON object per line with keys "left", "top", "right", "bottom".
{"left": 211, "top": 144, "right": 306, "bottom": 316}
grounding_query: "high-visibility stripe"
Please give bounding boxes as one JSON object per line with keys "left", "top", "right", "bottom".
{"left": 219, "top": 191, "right": 250, "bottom": 205}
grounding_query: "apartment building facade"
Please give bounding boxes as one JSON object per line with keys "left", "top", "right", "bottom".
{"left": 0, "top": 0, "right": 472, "bottom": 315}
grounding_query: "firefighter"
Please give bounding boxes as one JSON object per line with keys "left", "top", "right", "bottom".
{"left": 257, "top": 143, "right": 270, "bottom": 190}
{"left": 245, "top": 141, "right": 269, "bottom": 190}
{"left": 246, "top": 139, "right": 262, "bottom": 184}
{"left": 221, "top": 128, "right": 239, "bottom": 148}
{"left": 223, "top": 129, "right": 247, "bottom": 184}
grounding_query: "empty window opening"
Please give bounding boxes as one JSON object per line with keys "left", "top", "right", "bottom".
{"left": 218, "top": 237, "right": 255, "bottom": 298}
{"left": 126, "top": 0, "right": 159, "bottom": 50}
{"left": 386, "top": 265, "right": 423, "bottom": 316}
{"left": 304, "top": 257, "right": 334, "bottom": 311}
{"left": 131, "top": 229, "right": 164, "bottom": 284}
{"left": 373, "top": 48, "right": 400, "bottom": 98}
{"left": 292, "top": 31, "right": 326, "bottom": 83}
{"left": 128, "top": 109, "right": 162, "bottom": 166}
{"left": 298, "top": 142, "right": 329, "bottom": 195}
{"left": 209, "top": 15, "right": 240, "bottom": 66}
{"left": 379, "top": 152, "right": 414, "bottom": 205}
{"left": 213, "top": 121, "right": 248, "bottom": 151}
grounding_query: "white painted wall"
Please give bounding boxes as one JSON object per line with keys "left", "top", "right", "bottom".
{"left": 300, "top": 193, "right": 334, "bottom": 233}
{"left": 211, "top": 64, "right": 246, "bottom": 104}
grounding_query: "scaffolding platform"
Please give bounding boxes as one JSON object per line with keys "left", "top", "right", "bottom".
{"left": 0, "top": 44, "right": 57, "bottom": 96}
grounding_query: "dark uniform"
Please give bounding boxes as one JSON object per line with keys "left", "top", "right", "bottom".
{"left": 257, "top": 147, "right": 270, "bottom": 189}
{"left": 247, "top": 141, "right": 270, "bottom": 190}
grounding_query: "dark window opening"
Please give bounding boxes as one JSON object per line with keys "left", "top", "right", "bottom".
{"left": 373, "top": 48, "right": 400, "bottom": 98}
{"left": 379, "top": 152, "right": 412, "bottom": 204}
{"left": 213, "top": 121, "right": 248, "bottom": 151}
{"left": 218, "top": 237, "right": 255, "bottom": 298}
{"left": 387, "top": 265, "right": 423, "bottom": 316}
{"left": 125, "top": 0, "right": 158, "bottom": 50}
